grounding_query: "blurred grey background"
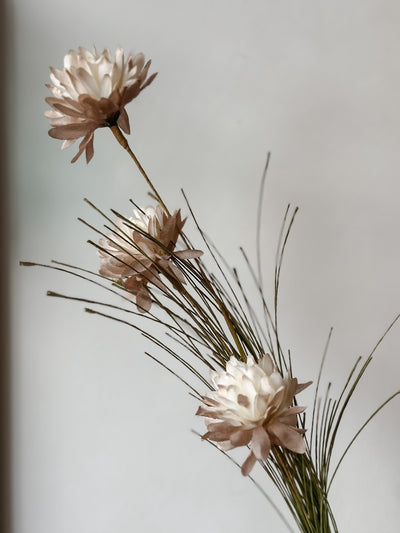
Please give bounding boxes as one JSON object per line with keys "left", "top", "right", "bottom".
{"left": 10, "top": 1, "right": 400, "bottom": 532}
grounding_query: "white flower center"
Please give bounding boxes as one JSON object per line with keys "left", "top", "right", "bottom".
{"left": 210, "top": 355, "right": 284, "bottom": 428}
{"left": 50, "top": 47, "right": 139, "bottom": 102}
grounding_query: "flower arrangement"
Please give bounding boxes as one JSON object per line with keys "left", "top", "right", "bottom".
{"left": 21, "top": 46, "right": 399, "bottom": 532}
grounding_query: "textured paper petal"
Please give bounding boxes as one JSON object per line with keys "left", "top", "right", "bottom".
{"left": 259, "top": 353, "right": 274, "bottom": 375}
{"left": 251, "top": 426, "right": 271, "bottom": 460}
{"left": 174, "top": 249, "right": 203, "bottom": 259}
{"left": 124, "top": 275, "right": 144, "bottom": 292}
{"left": 230, "top": 428, "right": 252, "bottom": 447}
{"left": 117, "top": 107, "right": 131, "bottom": 134}
{"left": 61, "top": 139, "right": 75, "bottom": 150}
{"left": 241, "top": 452, "right": 257, "bottom": 476}
{"left": 136, "top": 287, "right": 152, "bottom": 313}
{"left": 166, "top": 261, "right": 186, "bottom": 284}
{"left": 52, "top": 102, "right": 86, "bottom": 118}
{"left": 216, "top": 440, "right": 236, "bottom": 452}
{"left": 268, "top": 421, "right": 306, "bottom": 454}
{"left": 122, "top": 80, "right": 141, "bottom": 104}
{"left": 296, "top": 381, "right": 313, "bottom": 394}
{"left": 71, "top": 133, "right": 93, "bottom": 163}
{"left": 49, "top": 123, "right": 91, "bottom": 140}
{"left": 85, "top": 134, "right": 95, "bottom": 164}
{"left": 195, "top": 406, "right": 223, "bottom": 418}
{"left": 140, "top": 71, "right": 158, "bottom": 91}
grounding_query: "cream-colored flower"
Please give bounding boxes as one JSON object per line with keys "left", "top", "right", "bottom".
{"left": 98, "top": 205, "right": 202, "bottom": 312}
{"left": 197, "top": 354, "right": 311, "bottom": 475}
{"left": 45, "top": 46, "right": 157, "bottom": 163}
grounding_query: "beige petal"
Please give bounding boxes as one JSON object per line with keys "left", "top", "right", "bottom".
{"left": 202, "top": 421, "right": 237, "bottom": 442}
{"left": 195, "top": 406, "right": 223, "bottom": 418}
{"left": 138, "top": 267, "right": 165, "bottom": 291}
{"left": 140, "top": 70, "right": 158, "bottom": 91}
{"left": 122, "top": 80, "right": 141, "bottom": 105}
{"left": 117, "top": 107, "right": 131, "bottom": 134}
{"left": 52, "top": 102, "right": 85, "bottom": 118}
{"left": 217, "top": 440, "right": 236, "bottom": 452}
{"left": 124, "top": 275, "right": 144, "bottom": 292}
{"left": 166, "top": 260, "right": 186, "bottom": 284}
{"left": 47, "top": 115, "right": 76, "bottom": 126}
{"left": 48, "top": 123, "right": 92, "bottom": 140}
{"left": 268, "top": 420, "right": 306, "bottom": 454}
{"left": 174, "top": 249, "right": 203, "bottom": 259}
{"left": 237, "top": 394, "right": 250, "bottom": 408}
{"left": 282, "top": 405, "right": 306, "bottom": 416}
{"left": 259, "top": 353, "right": 274, "bottom": 375}
{"left": 277, "top": 412, "right": 297, "bottom": 427}
{"left": 230, "top": 428, "right": 252, "bottom": 447}
{"left": 255, "top": 393, "right": 270, "bottom": 414}
{"left": 136, "top": 286, "right": 152, "bottom": 313}
{"left": 44, "top": 109, "right": 63, "bottom": 119}
{"left": 85, "top": 134, "right": 94, "bottom": 164}
{"left": 200, "top": 396, "right": 220, "bottom": 408}
{"left": 203, "top": 420, "right": 236, "bottom": 434}
{"left": 241, "top": 452, "right": 257, "bottom": 476}
{"left": 283, "top": 377, "right": 298, "bottom": 407}
{"left": 71, "top": 132, "right": 92, "bottom": 163}
{"left": 296, "top": 380, "right": 313, "bottom": 394}
{"left": 61, "top": 139, "right": 75, "bottom": 150}
{"left": 79, "top": 94, "right": 118, "bottom": 120}
{"left": 251, "top": 426, "right": 271, "bottom": 460}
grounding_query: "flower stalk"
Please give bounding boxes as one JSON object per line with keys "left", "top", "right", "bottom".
{"left": 109, "top": 124, "right": 170, "bottom": 215}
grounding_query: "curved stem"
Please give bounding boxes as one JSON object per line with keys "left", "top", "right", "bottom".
{"left": 109, "top": 125, "right": 170, "bottom": 215}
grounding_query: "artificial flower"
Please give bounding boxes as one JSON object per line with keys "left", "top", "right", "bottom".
{"left": 197, "top": 354, "right": 311, "bottom": 475}
{"left": 98, "top": 205, "right": 202, "bottom": 312}
{"left": 45, "top": 46, "right": 156, "bottom": 163}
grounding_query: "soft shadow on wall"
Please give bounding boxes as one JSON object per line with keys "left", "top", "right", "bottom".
{"left": 1, "top": 0, "right": 11, "bottom": 532}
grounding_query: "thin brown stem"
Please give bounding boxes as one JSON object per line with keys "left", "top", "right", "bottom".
{"left": 109, "top": 124, "right": 170, "bottom": 215}
{"left": 110, "top": 124, "right": 247, "bottom": 361}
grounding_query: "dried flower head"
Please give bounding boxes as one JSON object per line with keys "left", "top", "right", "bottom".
{"left": 197, "top": 354, "right": 311, "bottom": 475}
{"left": 98, "top": 205, "right": 202, "bottom": 312}
{"left": 45, "top": 46, "right": 157, "bottom": 163}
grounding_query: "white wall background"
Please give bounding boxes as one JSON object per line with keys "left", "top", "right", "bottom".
{"left": 11, "top": 1, "right": 400, "bottom": 532}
